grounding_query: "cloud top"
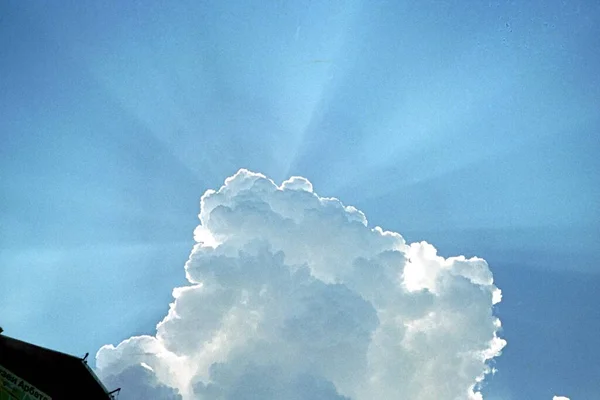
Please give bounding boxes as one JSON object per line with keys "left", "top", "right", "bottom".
{"left": 96, "top": 169, "right": 505, "bottom": 399}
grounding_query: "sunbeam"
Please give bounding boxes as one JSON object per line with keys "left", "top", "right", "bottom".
{"left": 2, "top": 0, "right": 598, "bottom": 399}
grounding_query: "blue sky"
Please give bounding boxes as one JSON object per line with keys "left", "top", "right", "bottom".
{"left": 1, "top": 1, "right": 599, "bottom": 399}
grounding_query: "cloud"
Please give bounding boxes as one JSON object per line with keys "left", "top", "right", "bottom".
{"left": 553, "top": 397, "right": 570, "bottom": 400}
{"left": 101, "top": 364, "right": 182, "bottom": 400}
{"left": 95, "top": 169, "right": 505, "bottom": 399}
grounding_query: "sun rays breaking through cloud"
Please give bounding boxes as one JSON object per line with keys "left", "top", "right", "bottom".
{"left": 2, "top": 2, "right": 594, "bottom": 398}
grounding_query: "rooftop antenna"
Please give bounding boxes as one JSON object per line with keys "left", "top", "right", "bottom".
{"left": 82, "top": 352, "right": 89, "bottom": 363}
{"left": 108, "top": 388, "right": 121, "bottom": 399}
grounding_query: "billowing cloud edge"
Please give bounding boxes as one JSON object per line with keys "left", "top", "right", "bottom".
{"left": 95, "top": 169, "right": 506, "bottom": 400}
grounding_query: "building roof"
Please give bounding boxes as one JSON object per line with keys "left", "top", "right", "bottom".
{"left": 0, "top": 334, "right": 115, "bottom": 399}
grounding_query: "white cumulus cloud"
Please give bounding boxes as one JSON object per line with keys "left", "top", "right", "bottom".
{"left": 553, "top": 396, "right": 570, "bottom": 400}
{"left": 95, "top": 169, "right": 506, "bottom": 400}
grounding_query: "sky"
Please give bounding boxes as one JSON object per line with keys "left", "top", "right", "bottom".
{"left": 0, "top": 0, "right": 599, "bottom": 399}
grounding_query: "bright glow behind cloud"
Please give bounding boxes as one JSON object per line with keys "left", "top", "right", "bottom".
{"left": 96, "top": 169, "right": 505, "bottom": 399}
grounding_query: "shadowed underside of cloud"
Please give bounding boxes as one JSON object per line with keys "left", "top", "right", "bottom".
{"left": 95, "top": 169, "right": 506, "bottom": 400}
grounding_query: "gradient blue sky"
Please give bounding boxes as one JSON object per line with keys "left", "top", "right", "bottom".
{"left": 1, "top": 1, "right": 599, "bottom": 399}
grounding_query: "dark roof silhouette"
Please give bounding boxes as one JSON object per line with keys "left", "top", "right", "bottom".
{"left": 0, "top": 334, "right": 113, "bottom": 399}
